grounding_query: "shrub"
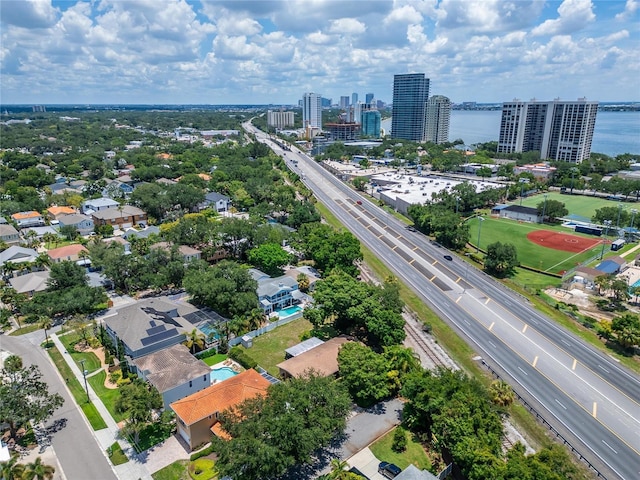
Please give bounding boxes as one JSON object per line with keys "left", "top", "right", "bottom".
{"left": 190, "top": 443, "right": 215, "bottom": 461}
{"left": 392, "top": 427, "right": 407, "bottom": 453}
{"left": 195, "top": 348, "right": 220, "bottom": 360}
{"left": 229, "top": 347, "right": 258, "bottom": 369}
{"left": 116, "top": 376, "right": 131, "bottom": 386}
{"left": 109, "top": 371, "right": 122, "bottom": 384}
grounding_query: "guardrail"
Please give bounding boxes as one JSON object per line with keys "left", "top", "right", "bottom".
{"left": 480, "top": 359, "right": 608, "bottom": 479}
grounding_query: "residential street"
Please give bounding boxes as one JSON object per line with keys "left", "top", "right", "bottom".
{"left": 1, "top": 331, "right": 118, "bottom": 480}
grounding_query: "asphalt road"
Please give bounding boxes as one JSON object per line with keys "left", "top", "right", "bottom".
{"left": 245, "top": 124, "right": 640, "bottom": 480}
{"left": 1, "top": 332, "right": 117, "bottom": 480}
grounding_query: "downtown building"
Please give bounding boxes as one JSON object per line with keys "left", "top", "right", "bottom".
{"left": 497, "top": 98, "right": 598, "bottom": 163}
{"left": 267, "top": 110, "right": 295, "bottom": 130}
{"left": 302, "top": 93, "right": 323, "bottom": 137}
{"left": 425, "top": 95, "right": 451, "bottom": 144}
{"left": 391, "top": 73, "right": 430, "bottom": 141}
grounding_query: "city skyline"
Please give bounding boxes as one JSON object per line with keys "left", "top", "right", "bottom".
{"left": 1, "top": 1, "right": 639, "bottom": 105}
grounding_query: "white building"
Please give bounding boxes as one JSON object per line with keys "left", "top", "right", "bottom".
{"left": 267, "top": 110, "right": 295, "bottom": 130}
{"left": 426, "top": 95, "right": 451, "bottom": 144}
{"left": 497, "top": 98, "right": 598, "bottom": 163}
{"left": 302, "top": 93, "right": 322, "bottom": 131}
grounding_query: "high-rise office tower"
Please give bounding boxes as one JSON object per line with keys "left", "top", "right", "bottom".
{"left": 497, "top": 98, "right": 598, "bottom": 163}
{"left": 361, "top": 110, "right": 381, "bottom": 138}
{"left": 352, "top": 92, "right": 358, "bottom": 106}
{"left": 302, "top": 93, "right": 322, "bottom": 129}
{"left": 425, "top": 95, "right": 451, "bottom": 144}
{"left": 365, "top": 93, "right": 374, "bottom": 105}
{"left": 340, "top": 96, "right": 350, "bottom": 109}
{"left": 391, "top": 73, "right": 430, "bottom": 141}
{"left": 267, "top": 110, "right": 295, "bottom": 130}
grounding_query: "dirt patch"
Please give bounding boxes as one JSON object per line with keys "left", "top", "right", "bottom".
{"left": 84, "top": 346, "right": 119, "bottom": 390}
{"left": 526, "top": 230, "right": 601, "bottom": 253}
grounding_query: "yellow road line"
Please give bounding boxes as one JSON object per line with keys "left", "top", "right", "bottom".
{"left": 572, "top": 358, "right": 577, "bottom": 370}
{"left": 485, "top": 298, "right": 491, "bottom": 305}
{"left": 592, "top": 402, "right": 597, "bottom": 418}
{"left": 489, "top": 322, "right": 495, "bottom": 331}
{"left": 533, "top": 356, "right": 539, "bottom": 368}
{"left": 456, "top": 296, "right": 462, "bottom": 304}
{"left": 522, "top": 324, "right": 528, "bottom": 333}
{"left": 456, "top": 277, "right": 461, "bottom": 283}
{"left": 430, "top": 275, "right": 436, "bottom": 281}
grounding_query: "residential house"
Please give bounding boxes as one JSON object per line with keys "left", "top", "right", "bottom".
{"left": 91, "top": 205, "right": 147, "bottom": 230}
{"left": 122, "top": 225, "right": 160, "bottom": 240}
{"left": 47, "top": 244, "right": 89, "bottom": 264}
{"left": 82, "top": 197, "right": 120, "bottom": 214}
{"left": 58, "top": 213, "right": 95, "bottom": 236}
{"left": 171, "top": 369, "right": 271, "bottom": 450}
{"left": 198, "top": 192, "right": 230, "bottom": 212}
{"left": 8, "top": 271, "right": 50, "bottom": 296}
{"left": 102, "top": 236, "right": 131, "bottom": 254}
{"left": 0, "top": 246, "right": 39, "bottom": 271}
{"left": 394, "top": 465, "right": 438, "bottom": 480}
{"left": 276, "top": 337, "right": 350, "bottom": 379}
{"left": 0, "top": 224, "right": 20, "bottom": 246}
{"left": 284, "top": 266, "right": 321, "bottom": 292}
{"left": 151, "top": 242, "right": 201, "bottom": 263}
{"left": 11, "top": 211, "right": 45, "bottom": 228}
{"left": 103, "top": 297, "right": 198, "bottom": 359}
{"left": 46, "top": 206, "right": 77, "bottom": 221}
{"left": 132, "top": 344, "right": 212, "bottom": 409}
{"left": 249, "top": 268, "right": 300, "bottom": 315}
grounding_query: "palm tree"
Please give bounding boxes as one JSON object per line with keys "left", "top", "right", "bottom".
{"left": 21, "top": 457, "right": 55, "bottom": 480}
{"left": 246, "top": 308, "right": 266, "bottom": 332}
{"left": 0, "top": 454, "right": 25, "bottom": 480}
{"left": 383, "top": 345, "right": 421, "bottom": 375}
{"left": 489, "top": 380, "right": 515, "bottom": 407}
{"left": 296, "top": 272, "right": 310, "bottom": 292}
{"left": 33, "top": 253, "right": 51, "bottom": 272}
{"left": 184, "top": 328, "right": 205, "bottom": 354}
{"left": 42, "top": 232, "right": 58, "bottom": 249}
{"left": 41, "top": 316, "right": 53, "bottom": 346}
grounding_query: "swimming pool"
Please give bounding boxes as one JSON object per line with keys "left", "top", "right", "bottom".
{"left": 211, "top": 367, "right": 238, "bottom": 382}
{"left": 198, "top": 322, "right": 219, "bottom": 338}
{"left": 277, "top": 305, "right": 302, "bottom": 318}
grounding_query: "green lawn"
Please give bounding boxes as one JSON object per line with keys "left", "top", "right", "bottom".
{"left": 48, "top": 347, "right": 107, "bottom": 430}
{"left": 189, "top": 458, "right": 217, "bottom": 480}
{"left": 88, "top": 370, "right": 124, "bottom": 422}
{"left": 517, "top": 192, "right": 634, "bottom": 221}
{"left": 468, "top": 216, "right": 604, "bottom": 273}
{"left": 58, "top": 332, "right": 102, "bottom": 373}
{"left": 202, "top": 354, "right": 227, "bottom": 366}
{"left": 369, "top": 427, "right": 431, "bottom": 471}
{"left": 107, "top": 442, "right": 129, "bottom": 466}
{"left": 152, "top": 460, "right": 190, "bottom": 480}
{"left": 9, "top": 323, "right": 42, "bottom": 336}
{"left": 236, "top": 317, "right": 313, "bottom": 376}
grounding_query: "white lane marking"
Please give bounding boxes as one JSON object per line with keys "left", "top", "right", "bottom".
{"left": 517, "top": 366, "right": 528, "bottom": 376}
{"left": 601, "top": 440, "right": 618, "bottom": 454}
{"left": 488, "top": 341, "right": 497, "bottom": 349}
{"left": 555, "top": 398, "right": 567, "bottom": 410}
{"left": 561, "top": 339, "right": 571, "bottom": 347}
{"left": 598, "top": 364, "right": 610, "bottom": 374}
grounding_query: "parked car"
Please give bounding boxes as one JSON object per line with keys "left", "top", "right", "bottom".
{"left": 378, "top": 461, "right": 401, "bottom": 479}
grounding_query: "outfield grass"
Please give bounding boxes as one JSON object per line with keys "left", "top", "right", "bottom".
{"left": 48, "top": 347, "right": 108, "bottom": 430}
{"left": 369, "top": 428, "right": 431, "bottom": 471}
{"left": 517, "top": 192, "right": 635, "bottom": 221}
{"left": 467, "top": 216, "right": 603, "bottom": 273}
{"left": 237, "top": 317, "right": 313, "bottom": 377}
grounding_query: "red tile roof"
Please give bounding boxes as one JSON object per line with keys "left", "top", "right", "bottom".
{"left": 171, "top": 369, "right": 270, "bottom": 426}
{"left": 47, "top": 244, "right": 89, "bottom": 259}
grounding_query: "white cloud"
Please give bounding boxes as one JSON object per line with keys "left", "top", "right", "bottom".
{"left": 615, "top": 0, "right": 639, "bottom": 20}
{"left": 328, "top": 18, "right": 366, "bottom": 35}
{"left": 532, "top": 0, "right": 595, "bottom": 36}
{"left": 384, "top": 5, "right": 423, "bottom": 25}
{"left": 0, "top": 0, "right": 59, "bottom": 28}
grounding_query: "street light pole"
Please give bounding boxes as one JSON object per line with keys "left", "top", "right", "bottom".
{"left": 477, "top": 216, "right": 484, "bottom": 253}
{"left": 631, "top": 209, "right": 638, "bottom": 230}
{"left": 600, "top": 220, "right": 612, "bottom": 260}
{"left": 519, "top": 178, "right": 529, "bottom": 206}
{"left": 541, "top": 193, "right": 548, "bottom": 225}
{"left": 79, "top": 359, "right": 90, "bottom": 403}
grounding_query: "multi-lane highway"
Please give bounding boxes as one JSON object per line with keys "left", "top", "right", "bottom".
{"left": 244, "top": 123, "right": 640, "bottom": 480}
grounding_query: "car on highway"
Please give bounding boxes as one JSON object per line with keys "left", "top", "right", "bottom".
{"left": 443, "top": 255, "right": 453, "bottom": 261}
{"left": 406, "top": 225, "right": 416, "bottom": 232}
{"left": 378, "top": 462, "right": 401, "bottom": 478}
{"left": 356, "top": 200, "right": 362, "bottom": 205}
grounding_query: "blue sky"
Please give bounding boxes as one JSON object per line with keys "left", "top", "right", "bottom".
{"left": 1, "top": 0, "right": 638, "bottom": 105}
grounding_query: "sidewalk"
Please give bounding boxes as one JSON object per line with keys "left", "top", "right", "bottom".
{"left": 50, "top": 333, "right": 153, "bottom": 480}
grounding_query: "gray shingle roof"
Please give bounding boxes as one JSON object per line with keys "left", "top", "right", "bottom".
{"left": 132, "top": 344, "right": 211, "bottom": 393}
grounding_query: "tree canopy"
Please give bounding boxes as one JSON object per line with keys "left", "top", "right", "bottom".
{"left": 484, "top": 242, "right": 519, "bottom": 278}
{"left": 247, "top": 242, "right": 291, "bottom": 276}
{"left": 214, "top": 372, "right": 351, "bottom": 480}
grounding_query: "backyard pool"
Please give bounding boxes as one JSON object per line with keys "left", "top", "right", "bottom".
{"left": 198, "top": 322, "right": 219, "bottom": 339}
{"left": 211, "top": 367, "right": 238, "bottom": 382}
{"left": 277, "top": 305, "right": 302, "bottom": 318}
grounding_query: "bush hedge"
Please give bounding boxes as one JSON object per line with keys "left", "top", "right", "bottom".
{"left": 229, "top": 347, "right": 258, "bottom": 369}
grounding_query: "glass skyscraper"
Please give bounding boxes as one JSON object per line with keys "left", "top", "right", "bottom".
{"left": 361, "top": 110, "right": 381, "bottom": 138}
{"left": 391, "top": 73, "right": 430, "bottom": 142}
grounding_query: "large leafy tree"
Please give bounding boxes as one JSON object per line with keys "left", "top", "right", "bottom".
{"left": 21, "top": 457, "right": 55, "bottom": 480}
{"left": 300, "top": 223, "right": 362, "bottom": 277}
{"left": 115, "top": 379, "right": 163, "bottom": 445}
{"left": 214, "top": 372, "right": 351, "bottom": 480}
{"left": 338, "top": 343, "right": 391, "bottom": 407}
{"left": 611, "top": 313, "right": 640, "bottom": 349}
{"left": 46, "top": 260, "right": 87, "bottom": 291}
{"left": 304, "top": 271, "right": 405, "bottom": 347}
{"left": 484, "top": 242, "right": 519, "bottom": 278}
{"left": 247, "top": 242, "right": 291, "bottom": 276}
{"left": 183, "top": 260, "right": 258, "bottom": 319}
{"left": 536, "top": 199, "right": 568, "bottom": 222}
{"left": 0, "top": 355, "right": 64, "bottom": 439}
